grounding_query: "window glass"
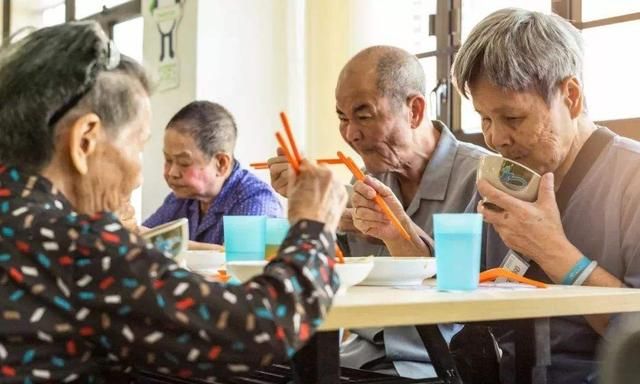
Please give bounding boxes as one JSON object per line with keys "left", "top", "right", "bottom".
{"left": 582, "top": 20, "right": 640, "bottom": 121}
{"left": 113, "top": 16, "right": 145, "bottom": 222}
{"left": 76, "top": 0, "right": 130, "bottom": 19}
{"left": 42, "top": 3, "right": 65, "bottom": 27}
{"left": 419, "top": 57, "right": 437, "bottom": 120}
{"left": 582, "top": 0, "right": 640, "bottom": 22}
{"left": 113, "top": 16, "right": 143, "bottom": 63}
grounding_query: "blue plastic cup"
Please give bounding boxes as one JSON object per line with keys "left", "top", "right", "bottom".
{"left": 265, "top": 218, "right": 290, "bottom": 260}
{"left": 433, "top": 213, "right": 483, "bottom": 291}
{"left": 223, "top": 216, "right": 267, "bottom": 262}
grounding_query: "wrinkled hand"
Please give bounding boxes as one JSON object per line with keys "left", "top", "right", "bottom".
{"left": 351, "top": 176, "right": 411, "bottom": 242}
{"left": 477, "top": 173, "right": 571, "bottom": 264}
{"left": 287, "top": 160, "right": 348, "bottom": 233}
{"left": 268, "top": 147, "right": 291, "bottom": 197}
{"left": 116, "top": 199, "right": 138, "bottom": 233}
{"left": 338, "top": 208, "right": 359, "bottom": 234}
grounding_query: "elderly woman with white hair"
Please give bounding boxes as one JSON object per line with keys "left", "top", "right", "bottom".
{"left": 0, "top": 21, "right": 347, "bottom": 382}
{"left": 450, "top": 8, "right": 640, "bottom": 384}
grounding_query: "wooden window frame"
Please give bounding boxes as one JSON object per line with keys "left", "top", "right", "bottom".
{"left": 65, "top": 0, "right": 141, "bottom": 38}
{"left": 2, "top": 0, "right": 11, "bottom": 41}
{"left": 418, "top": 0, "right": 640, "bottom": 137}
{"left": 554, "top": 0, "right": 640, "bottom": 138}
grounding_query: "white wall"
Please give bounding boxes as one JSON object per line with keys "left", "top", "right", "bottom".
{"left": 195, "top": 0, "right": 305, "bottom": 174}
{"left": 141, "top": 0, "right": 199, "bottom": 218}
{"left": 304, "top": 0, "right": 353, "bottom": 183}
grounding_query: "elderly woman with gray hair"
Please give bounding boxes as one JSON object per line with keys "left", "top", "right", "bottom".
{"left": 450, "top": 8, "right": 640, "bottom": 384}
{"left": 0, "top": 22, "right": 347, "bottom": 382}
{"left": 143, "top": 101, "right": 283, "bottom": 246}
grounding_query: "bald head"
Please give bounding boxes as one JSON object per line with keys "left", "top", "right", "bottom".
{"left": 338, "top": 46, "right": 426, "bottom": 107}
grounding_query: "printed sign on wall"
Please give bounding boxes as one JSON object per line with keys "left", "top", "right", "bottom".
{"left": 150, "top": 0, "right": 183, "bottom": 91}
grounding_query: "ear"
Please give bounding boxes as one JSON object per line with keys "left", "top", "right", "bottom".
{"left": 214, "top": 152, "right": 233, "bottom": 176}
{"left": 406, "top": 94, "right": 426, "bottom": 129}
{"left": 560, "top": 76, "right": 583, "bottom": 119}
{"left": 68, "top": 113, "right": 103, "bottom": 175}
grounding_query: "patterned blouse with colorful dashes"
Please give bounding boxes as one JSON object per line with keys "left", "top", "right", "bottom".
{"left": 0, "top": 165, "right": 339, "bottom": 383}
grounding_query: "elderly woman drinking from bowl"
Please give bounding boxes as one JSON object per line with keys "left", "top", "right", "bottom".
{"left": 0, "top": 21, "right": 346, "bottom": 382}
{"left": 143, "top": 100, "right": 283, "bottom": 247}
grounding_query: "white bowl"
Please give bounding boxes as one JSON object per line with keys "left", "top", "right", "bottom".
{"left": 226, "top": 257, "right": 374, "bottom": 293}
{"left": 176, "top": 250, "right": 225, "bottom": 271}
{"left": 360, "top": 257, "right": 436, "bottom": 286}
{"left": 477, "top": 155, "right": 541, "bottom": 202}
{"left": 335, "top": 257, "right": 374, "bottom": 293}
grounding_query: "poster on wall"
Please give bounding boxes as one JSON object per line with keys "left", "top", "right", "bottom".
{"left": 150, "top": 0, "right": 183, "bottom": 91}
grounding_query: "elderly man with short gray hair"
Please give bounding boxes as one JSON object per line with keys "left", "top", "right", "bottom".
{"left": 269, "top": 45, "right": 490, "bottom": 379}
{"left": 450, "top": 8, "right": 640, "bottom": 383}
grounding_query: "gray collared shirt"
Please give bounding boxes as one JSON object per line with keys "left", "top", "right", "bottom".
{"left": 475, "top": 132, "right": 640, "bottom": 384}
{"left": 341, "top": 122, "right": 489, "bottom": 378}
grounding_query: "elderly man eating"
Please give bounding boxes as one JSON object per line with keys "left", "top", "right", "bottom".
{"left": 269, "top": 46, "right": 489, "bottom": 378}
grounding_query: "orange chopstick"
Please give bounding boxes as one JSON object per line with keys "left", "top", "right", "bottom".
{"left": 279, "top": 112, "right": 302, "bottom": 164}
{"left": 275, "top": 133, "right": 300, "bottom": 173}
{"left": 337, "top": 151, "right": 411, "bottom": 241}
{"left": 479, "top": 268, "right": 548, "bottom": 288}
{"left": 317, "top": 158, "right": 343, "bottom": 165}
{"left": 216, "top": 269, "right": 231, "bottom": 283}
{"left": 335, "top": 245, "right": 345, "bottom": 264}
{"left": 252, "top": 159, "right": 342, "bottom": 169}
{"left": 250, "top": 162, "right": 269, "bottom": 169}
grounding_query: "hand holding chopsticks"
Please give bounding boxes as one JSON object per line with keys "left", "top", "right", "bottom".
{"left": 337, "top": 151, "right": 412, "bottom": 241}
{"left": 275, "top": 112, "right": 347, "bottom": 263}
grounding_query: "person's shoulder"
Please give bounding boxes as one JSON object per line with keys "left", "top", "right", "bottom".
{"left": 236, "top": 166, "right": 277, "bottom": 193}
{"left": 46, "top": 210, "right": 141, "bottom": 248}
{"left": 456, "top": 140, "right": 491, "bottom": 161}
{"left": 591, "top": 134, "right": 640, "bottom": 194}
{"left": 610, "top": 135, "right": 640, "bottom": 159}
{"left": 451, "top": 139, "right": 489, "bottom": 179}
{"left": 603, "top": 135, "right": 640, "bottom": 185}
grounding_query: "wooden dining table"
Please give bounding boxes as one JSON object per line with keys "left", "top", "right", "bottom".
{"left": 289, "top": 280, "right": 640, "bottom": 384}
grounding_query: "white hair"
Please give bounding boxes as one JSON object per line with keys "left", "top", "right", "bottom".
{"left": 451, "top": 8, "right": 584, "bottom": 104}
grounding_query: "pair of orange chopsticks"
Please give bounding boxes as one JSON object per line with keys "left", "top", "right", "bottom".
{"left": 275, "top": 112, "right": 302, "bottom": 173}
{"left": 479, "top": 268, "right": 548, "bottom": 288}
{"left": 250, "top": 158, "right": 343, "bottom": 170}
{"left": 336, "top": 151, "right": 412, "bottom": 241}
{"left": 275, "top": 112, "right": 345, "bottom": 264}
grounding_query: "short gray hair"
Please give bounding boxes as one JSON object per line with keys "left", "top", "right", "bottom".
{"left": 451, "top": 8, "right": 584, "bottom": 104}
{"left": 345, "top": 46, "right": 426, "bottom": 107}
{"left": 0, "top": 21, "right": 150, "bottom": 172}
{"left": 166, "top": 101, "right": 237, "bottom": 158}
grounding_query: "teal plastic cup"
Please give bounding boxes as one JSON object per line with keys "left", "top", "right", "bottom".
{"left": 433, "top": 213, "right": 483, "bottom": 291}
{"left": 265, "top": 218, "right": 290, "bottom": 260}
{"left": 223, "top": 216, "right": 267, "bottom": 262}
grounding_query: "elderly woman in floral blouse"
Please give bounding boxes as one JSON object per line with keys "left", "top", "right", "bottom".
{"left": 0, "top": 21, "right": 347, "bottom": 383}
